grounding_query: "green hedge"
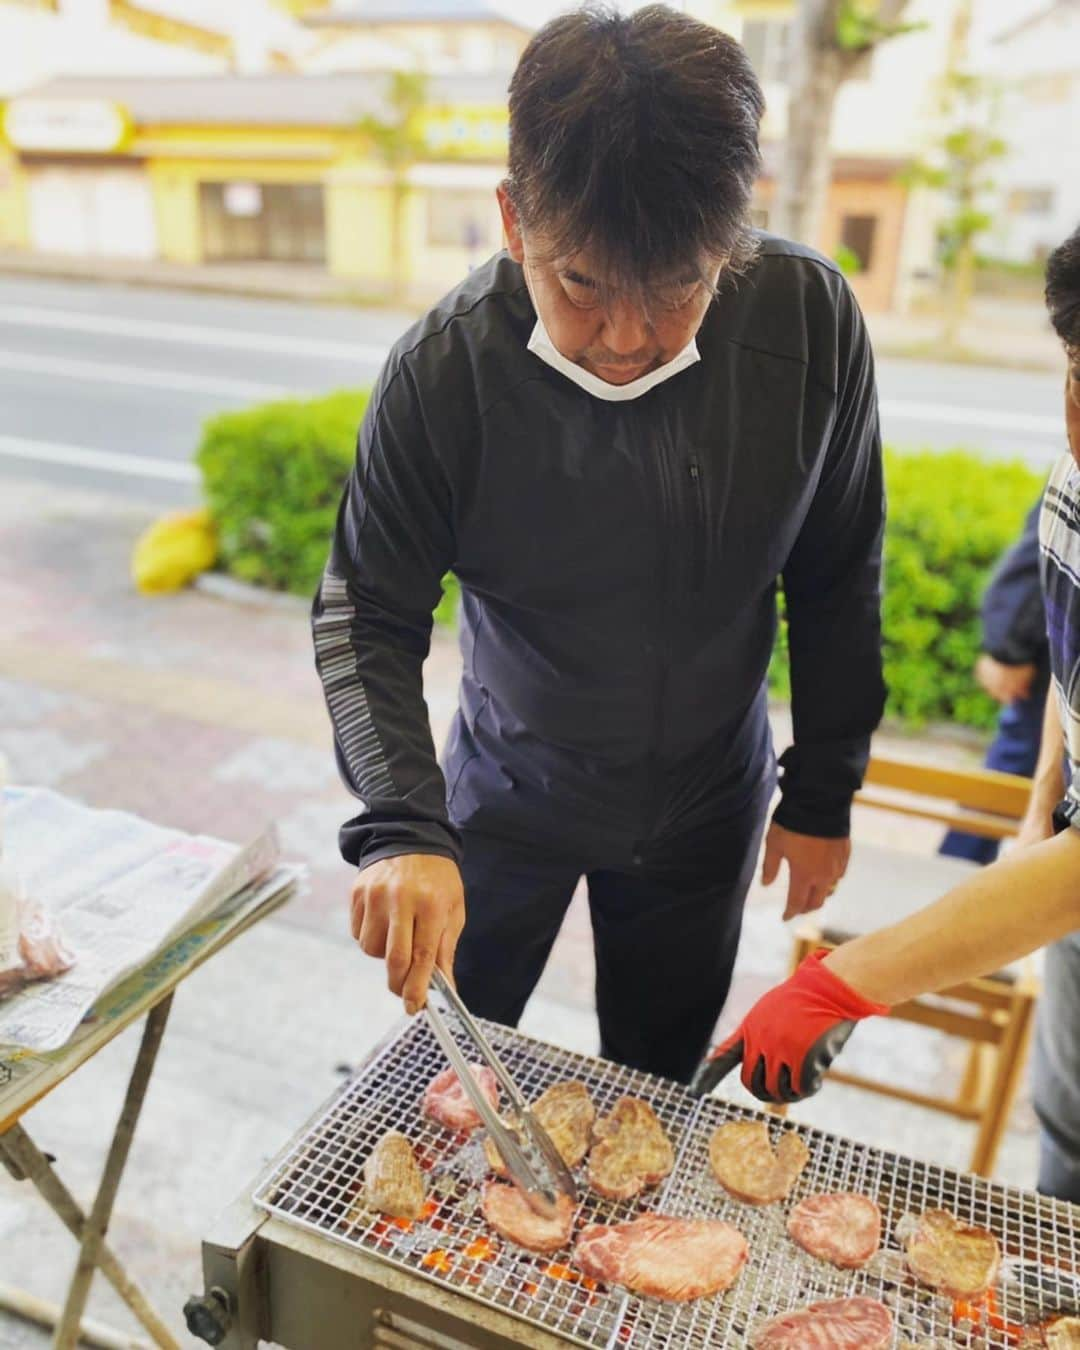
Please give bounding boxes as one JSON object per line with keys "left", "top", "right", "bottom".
{"left": 198, "top": 390, "right": 368, "bottom": 594}
{"left": 197, "top": 393, "right": 1044, "bottom": 732}
{"left": 882, "top": 449, "right": 1042, "bottom": 729}
{"left": 197, "top": 388, "right": 461, "bottom": 623}
{"left": 770, "top": 449, "right": 1043, "bottom": 729}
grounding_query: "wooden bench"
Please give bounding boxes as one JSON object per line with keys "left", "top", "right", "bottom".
{"left": 787, "top": 753, "right": 1038, "bottom": 1177}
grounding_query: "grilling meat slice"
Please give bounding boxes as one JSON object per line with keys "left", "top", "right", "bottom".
{"left": 786, "top": 1191, "right": 882, "bottom": 1268}
{"left": 1043, "top": 1316, "right": 1080, "bottom": 1347}
{"left": 421, "top": 1064, "right": 499, "bottom": 1133}
{"left": 480, "top": 1180, "right": 575, "bottom": 1253}
{"left": 708, "top": 1121, "right": 810, "bottom": 1205}
{"left": 573, "top": 1215, "right": 748, "bottom": 1302}
{"left": 587, "top": 1097, "right": 674, "bottom": 1200}
{"left": 363, "top": 1131, "right": 425, "bottom": 1220}
{"left": 484, "top": 1080, "right": 596, "bottom": 1176}
{"left": 905, "top": 1208, "right": 1000, "bottom": 1298}
{"left": 752, "top": 1296, "right": 893, "bottom": 1348}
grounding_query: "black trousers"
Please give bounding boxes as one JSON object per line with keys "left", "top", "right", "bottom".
{"left": 453, "top": 773, "right": 771, "bottom": 1085}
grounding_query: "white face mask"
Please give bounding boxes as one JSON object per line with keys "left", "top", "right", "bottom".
{"left": 526, "top": 315, "right": 700, "bottom": 402}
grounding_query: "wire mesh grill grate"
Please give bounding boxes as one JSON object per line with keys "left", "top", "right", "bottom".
{"left": 253, "top": 1015, "right": 1080, "bottom": 1348}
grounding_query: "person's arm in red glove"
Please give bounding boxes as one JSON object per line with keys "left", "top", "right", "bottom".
{"left": 693, "top": 826, "right": 1080, "bottom": 1103}
{"left": 691, "top": 950, "right": 888, "bottom": 1102}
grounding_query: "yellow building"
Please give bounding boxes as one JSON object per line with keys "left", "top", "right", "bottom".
{"left": 0, "top": 71, "right": 509, "bottom": 298}
{"left": 0, "top": 0, "right": 940, "bottom": 315}
{"left": 302, "top": 2, "right": 532, "bottom": 75}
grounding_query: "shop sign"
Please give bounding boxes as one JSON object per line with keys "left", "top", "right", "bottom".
{"left": 3, "top": 99, "right": 132, "bottom": 155}
{"left": 420, "top": 105, "right": 509, "bottom": 160}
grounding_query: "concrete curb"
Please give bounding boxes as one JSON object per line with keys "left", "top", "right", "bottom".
{"left": 0, "top": 251, "right": 424, "bottom": 316}
{"left": 194, "top": 572, "right": 310, "bottom": 613}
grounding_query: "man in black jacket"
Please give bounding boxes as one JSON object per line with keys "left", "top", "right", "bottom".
{"left": 312, "top": 4, "right": 886, "bottom": 1082}
{"left": 940, "top": 499, "right": 1049, "bottom": 864}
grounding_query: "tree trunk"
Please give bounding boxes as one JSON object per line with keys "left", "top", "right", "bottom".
{"left": 940, "top": 0, "right": 975, "bottom": 349}
{"left": 943, "top": 236, "right": 975, "bottom": 347}
{"left": 771, "top": 0, "right": 847, "bottom": 247}
{"left": 771, "top": 0, "right": 911, "bottom": 247}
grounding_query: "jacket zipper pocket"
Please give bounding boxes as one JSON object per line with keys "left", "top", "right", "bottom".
{"left": 688, "top": 459, "right": 706, "bottom": 593}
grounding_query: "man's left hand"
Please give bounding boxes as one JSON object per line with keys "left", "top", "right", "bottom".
{"left": 761, "top": 823, "right": 851, "bottom": 921}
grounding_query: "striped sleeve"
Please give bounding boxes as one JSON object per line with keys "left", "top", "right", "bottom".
{"left": 1039, "top": 454, "right": 1080, "bottom": 830}
{"left": 312, "top": 361, "right": 461, "bottom": 870}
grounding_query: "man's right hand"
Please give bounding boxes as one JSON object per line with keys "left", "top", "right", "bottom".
{"left": 351, "top": 854, "right": 466, "bottom": 1015}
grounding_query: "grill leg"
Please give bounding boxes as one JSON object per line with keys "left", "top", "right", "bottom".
{"left": 191, "top": 1198, "right": 266, "bottom": 1349}
{"left": 0, "top": 997, "right": 180, "bottom": 1349}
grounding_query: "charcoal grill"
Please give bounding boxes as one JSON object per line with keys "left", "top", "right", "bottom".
{"left": 186, "top": 1015, "right": 1080, "bottom": 1349}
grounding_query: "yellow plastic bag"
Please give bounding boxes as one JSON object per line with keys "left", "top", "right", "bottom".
{"left": 131, "top": 508, "right": 218, "bottom": 594}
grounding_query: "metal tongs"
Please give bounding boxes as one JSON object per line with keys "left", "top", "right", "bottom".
{"left": 426, "top": 968, "right": 578, "bottom": 1219}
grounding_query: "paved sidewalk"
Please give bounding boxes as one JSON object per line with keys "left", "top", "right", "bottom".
{"left": 0, "top": 472, "right": 1041, "bottom": 1347}
{"left": 0, "top": 249, "right": 395, "bottom": 310}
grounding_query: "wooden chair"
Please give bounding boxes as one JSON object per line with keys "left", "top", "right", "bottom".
{"left": 787, "top": 752, "right": 1038, "bottom": 1177}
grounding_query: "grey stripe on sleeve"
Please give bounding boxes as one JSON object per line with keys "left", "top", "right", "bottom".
{"left": 313, "top": 570, "right": 397, "bottom": 803}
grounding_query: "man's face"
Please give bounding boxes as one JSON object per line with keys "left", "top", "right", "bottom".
{"left": 498, "top": 186, "right": 719, "bottom": 385}
{"left": 1068, "top": 348, "right": 1080, "bottom": 468}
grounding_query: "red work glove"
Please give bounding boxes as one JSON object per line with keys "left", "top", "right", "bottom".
{"left": 690, "top": 950, "right": 890, "bottom": 1103}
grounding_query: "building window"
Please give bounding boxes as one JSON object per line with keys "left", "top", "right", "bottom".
{"left": 841, "top": 214, "right": 878, "bottom": 271}
{"left": 426, "top": 189, "right": 496, "bottom": 251}
{"left": 1006, "top": 187, "right": 1055, "bottom": 216}
{"left": 740, "top": 20, "right": 791, "bottom": 84}
{"left": 199, "top": 182, "right": 326, "bottom": 264}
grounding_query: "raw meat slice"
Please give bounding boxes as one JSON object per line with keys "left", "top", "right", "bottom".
{"left": 485, "top": 1080, "right": 596, "bottom": 1175}
{"left": 363, "top": 1130, "right": 425, "bottom": 1220}
{"left": 421, "top": 1064, "right": 499, "bottom": 1133}
{"left": 708, "top": 1121, "right": 810, "bottom": 1205}
{"left": 573, "top": 1215, "right": 748, "bottom": 1301}
{"left": 587, "top": 1097, "right": 674, "bottom": 1200}
{"left": 787, "top": 1191, "right": 882, "bottom": 1268}
{"left": 480, "top": 1180, "right": 574, "bottom": 1253}
{"left": 753, "top": 1296, "right": 893, "bottom": 1348}
{"left": 905, "top": 1208, "right": 1000, "bottom": 1298}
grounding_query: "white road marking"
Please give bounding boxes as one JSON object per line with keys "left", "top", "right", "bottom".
{"left": 880, "top": 398, "right": 1062, "bottom": 438}
{"left": 0, "top": 435, "right": 198, "bottom": 483}
{"left": 0, "top": 301, "right": 1062, "bottom": 442}
{"left": 0, "top": 348, "right": 294, "bottom": 400}
{"left": 0, "top": 304, "right": 390, "bottom": 365}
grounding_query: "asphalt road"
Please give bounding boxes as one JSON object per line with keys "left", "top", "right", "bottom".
{"left": 0, "top": 273, "right": 1067, "bottom": 506}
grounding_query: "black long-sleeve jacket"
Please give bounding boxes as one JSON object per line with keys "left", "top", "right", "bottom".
{"left": 313, "top": 239, "right": 886, "bottom": 871}
{"left": 981, "top": 498, "right": 1048, "bottom": 670}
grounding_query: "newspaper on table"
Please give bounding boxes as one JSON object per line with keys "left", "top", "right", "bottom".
{"left": 0, "top": 786, "right": 287, "bottom": 1053}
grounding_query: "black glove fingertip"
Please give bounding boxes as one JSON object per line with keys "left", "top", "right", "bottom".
{"left": 690, "top": 1040, "right": 743, "bottom": 1097}
{"left": 749, "top": 1054, "right": 776, "bottom": 1103}
{"left": 797, "top": 1018, "right": 857, "bottom": 1098}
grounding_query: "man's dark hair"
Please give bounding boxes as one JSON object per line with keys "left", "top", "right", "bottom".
{"left": 1046, "top": 224, "right": 1080, "bottom": 353}
{"left": 506, "top": 3, "right": 764, "bottom": 300}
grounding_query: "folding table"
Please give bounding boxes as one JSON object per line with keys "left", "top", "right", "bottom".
{"left": 0, "top": 865, "right": 296, "bottom": 1349}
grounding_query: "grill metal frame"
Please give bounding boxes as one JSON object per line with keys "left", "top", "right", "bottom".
{"left": 253, "top": 1015, "right": 1080, "bottom": 1349}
